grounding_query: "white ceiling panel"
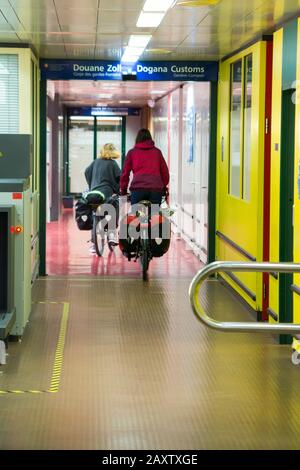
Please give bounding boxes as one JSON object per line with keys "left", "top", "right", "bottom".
{"left": 16, "top": 31, "right": 33, "bottom": 41}
{"left": 54, "top": 0, "right": 100, "bottom": 8}
{"left": 93, "top": 24, "right": 140, "bottom": 34}
{"left": 96, "top": 34, "right": 128, "bottom": 46}
{"left": 97, "top": 11, "right": 140, "bottom": 29}
{"left": 0, "top": 31, "right": 19, "bottom": 40}
{"left": 180, "top": 31, "right": 221, "bottom": 47}
{"left": 60, "top": 23, "right": 97, "bottom": 34}
{"left": 65, "top": 45, "right": 96, "bottom": 58}
{"left": 0, "top": 8, "right": 18, "bottom": 30}
{"left": 143, "top": 48, "right": 176, "bottom": 59}
{"left": 9, "top": 0, "right": 55, "bottom": 8}
{"left": 150, "top": 26, "right": 192, "bottom": 45}
{"left": 94, "top": 46, "right": 122, "bottom": 59}
{"left": 62, "top": 34, "right": 96, "bottom": 45}
{"left": 39, "top": 44, "right": 67, "bottom": 58}
{"left": 9, "top": 8, "right": 60, "bottom": 32}
{"left": 1, "top": 0, "right": 300, "bottom": 61}
{"left": 29, "top": 33, "right": 65, "bottom": 45}
{"left": 57, "top": 9, "right": 98, "bottom": 27}
{"left": 99, "top": 0, "right": 144, "bottom": 11}
{"left": 160, "top": 6, "right": 210, "bottom": 27}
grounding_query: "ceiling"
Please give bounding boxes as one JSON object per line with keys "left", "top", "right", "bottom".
{"left": 0, "top": 0, "right": 300, "bottom": 61}
{"left": 51, "top": 79, "right": 184, "bottom": 107}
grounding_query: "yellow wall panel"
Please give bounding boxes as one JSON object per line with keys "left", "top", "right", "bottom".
{"left": 216, "top": 41, "right": 267, "bottom": 311}
{"left": 269, "top": 29, "right": 283, "bottom": 322}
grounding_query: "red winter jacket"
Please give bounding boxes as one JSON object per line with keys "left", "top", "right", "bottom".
{"left": 120, "top": 140, "right": 169, "bottom": 193}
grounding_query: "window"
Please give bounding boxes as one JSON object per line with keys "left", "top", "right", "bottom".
{"left": 243, "top": 55, "right": 252, "bottom": 200}
{"left": 97, "top": 117, "right": 122, "bottom": 168}
{"left": 0, "top": 55, "right": 19, "bottom": 133}
{"left": 229, "top": 60, "right": 242, "bottom": 197}
{"left": 229, "top": 54, "right": 253, "bottom": 200}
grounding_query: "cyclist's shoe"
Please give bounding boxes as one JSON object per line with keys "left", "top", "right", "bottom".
{"left": 108, "top": 232, "right": 118, "bottom": 246}
{"left": 89, "top": 245, "right": 96, "bottom": 253}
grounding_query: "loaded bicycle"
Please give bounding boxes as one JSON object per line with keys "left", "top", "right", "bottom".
{"left": 119, "top": 196, "right": 172, "bottom": 280}
{"left": 75, "top": 191, "right": 119, "bottom": 257}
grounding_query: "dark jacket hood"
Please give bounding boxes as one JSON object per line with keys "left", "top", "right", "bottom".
{"left": 135, "top": 139, "right": 155, "bottom": 150}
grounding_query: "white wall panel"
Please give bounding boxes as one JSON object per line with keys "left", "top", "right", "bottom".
{"left": 152, "top": 94, "right": 168, "bottom": 162}
{"left": 126, "top": 115, "right": 141, "bottom": 154}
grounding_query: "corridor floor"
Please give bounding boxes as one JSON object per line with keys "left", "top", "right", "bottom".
{"left": 0, "top": 209, "right": 300, "bottom": 449}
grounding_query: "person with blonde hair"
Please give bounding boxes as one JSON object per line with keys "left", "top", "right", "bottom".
{"left": 85, "top": 143, "right": 121, "bottom": 252}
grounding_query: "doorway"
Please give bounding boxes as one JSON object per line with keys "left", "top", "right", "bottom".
{"left": 40, "top": 77, "right": 216, "bottom": 276}
{"left": 68, "top": 115, "right": 124, "bottom": 195}
{"left": 279, "top": 88, "right": 295, "bottom": 343}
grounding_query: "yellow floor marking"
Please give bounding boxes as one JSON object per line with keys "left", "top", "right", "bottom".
{"left": 0, "top": 302, "right": 69, "bottom": 396}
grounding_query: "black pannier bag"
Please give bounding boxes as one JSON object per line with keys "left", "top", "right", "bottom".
{"left": 75, "top": 198, "right": 93, "bottom": 230}
{"left": 150, "top": 213, "right": 171, "bottom": 257}
{"left": 119, "top": 213, "right": 171, "bottom": 258}
{"left": 119, "top": 213, "right": 139, "bottom": 256}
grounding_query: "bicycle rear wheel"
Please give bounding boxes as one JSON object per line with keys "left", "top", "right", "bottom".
{"left": 93, "top": 216, "right": 105, "bottom": 257}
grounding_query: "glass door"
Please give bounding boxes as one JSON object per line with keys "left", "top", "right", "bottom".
{"left": 96, "top": 117, "right": 122, "bottom": 168}
{"left": 69, "top": 116, "right": 94, "bottom": 193}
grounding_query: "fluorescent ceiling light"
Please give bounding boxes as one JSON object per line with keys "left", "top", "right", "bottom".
{"left": 151, "top": 90, "right": 165, "bottom": 94}
{"left": 143, "top": 0, "right": 175, "bottom": 11}
{"left": 121, "top": 44, "right": 146, "bottom": 63}
{"left": 128, "top": 35, "right": 152, "bottom": 48}
{"left": 136, "top": 11, "right": 165, "bottom": 27}
{"left": 121, "top": 54, "right": 140, "bottom": 63}
{"left": 125, "top": 46, "right": 145, "bottom": 55}
{"left": 119, "top": 100, "right": 131, "bottom": 104}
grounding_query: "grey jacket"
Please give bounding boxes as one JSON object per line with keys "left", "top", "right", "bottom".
{"left": 85, "top": 158, "right": 121, "bottom": 196}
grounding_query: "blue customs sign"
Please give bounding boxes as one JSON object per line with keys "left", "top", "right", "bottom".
{"left": 41, "top": 60, "right": 218, "bottom": 82}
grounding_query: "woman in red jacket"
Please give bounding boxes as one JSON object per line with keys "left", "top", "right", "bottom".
{"left": 120, "top": 128, "right": 169, "bottom": 206}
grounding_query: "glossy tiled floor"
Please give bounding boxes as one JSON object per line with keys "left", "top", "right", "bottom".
{"left": 46, "top": 208, "right": 200, "bottom": 278}
{"left": 1, "top": 209, "right": 300, "bottom": 450}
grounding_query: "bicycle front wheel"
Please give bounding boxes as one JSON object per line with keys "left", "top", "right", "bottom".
{"left": 93, "top": 216, "right": 105, "bottom": 257}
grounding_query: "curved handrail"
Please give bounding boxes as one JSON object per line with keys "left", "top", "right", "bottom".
{"left": 189, "top": 261, "right": 300, "bottom": 333}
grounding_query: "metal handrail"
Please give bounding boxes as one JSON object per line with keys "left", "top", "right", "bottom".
{"left": 189, "top": 261, "right": 300, "bottom": 333}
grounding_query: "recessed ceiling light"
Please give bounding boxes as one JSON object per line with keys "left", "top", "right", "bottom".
{"left": 121, "top": 54, "right": 140, "bottom": 64}
{"left": 128, "top": 35, "right": 152, "bottom": 48}
{"left": 136, "top": 11, "right": 165, "bottom": 27}
{"left": 124, "top": 46, "right": 145, "bottom": 56}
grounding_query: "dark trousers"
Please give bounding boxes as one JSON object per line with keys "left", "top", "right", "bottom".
{"left": 130, "top": 190, "right": 164, "bottom": 206}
